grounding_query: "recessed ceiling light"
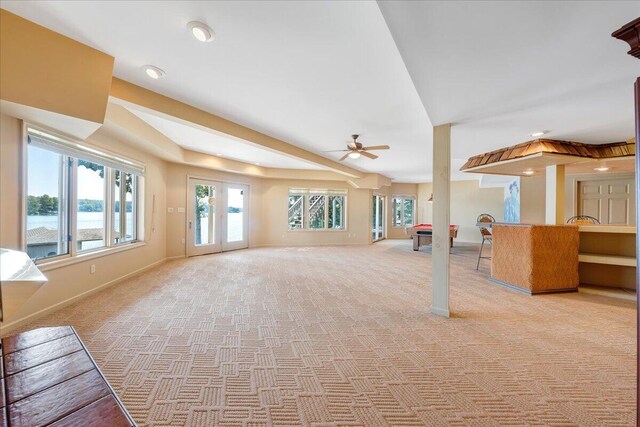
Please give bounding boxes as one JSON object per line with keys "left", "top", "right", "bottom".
{"left": 594, "top": 167, "right": 609, "bottom": 172}
{"left": 255, "top": 162, "right": 260, "bottom": 165}
{"left": 188, "top": 21, "right": 215, "bottom": 42}
{"left": 216, "top": 153, "right": 222, "bottom": 156}
{"left": 348, "top": 152, "right": 361, "bottom": 159}
{"left": 522, "top": 170, "right": 535, "bottom": 175}
{"left": 529, "top": 131, "right": 547, "bottom": 138}
{"left": 143, "top": 65, "right": 165, "bottom": 79}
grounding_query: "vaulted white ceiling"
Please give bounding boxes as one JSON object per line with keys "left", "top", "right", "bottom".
{"left": 127, "top": 107, "right": 324, "bottom": 170}
{"left": 377, "top": 0, "right": 638, "bottom": 160}
{"left": 2, "top": 0, "right": 432, "bottom": 182}
{"left": 2, "top": 1, "right": 636, "bottom": 183}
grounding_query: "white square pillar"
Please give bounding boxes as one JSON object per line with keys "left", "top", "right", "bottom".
{"left": 431, "top": 124, "right": 451, "bottom": 317}
{"left": 545, "top": 164, "right": 565, "bottom": 225}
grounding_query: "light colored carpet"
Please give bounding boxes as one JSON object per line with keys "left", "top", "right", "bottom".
{"left": 16, "top": 241, "right": 636, "bottom": 426}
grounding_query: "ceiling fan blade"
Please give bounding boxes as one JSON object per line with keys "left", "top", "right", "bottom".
{"left": 362, "top": 145, "right": 390, "bottom": 151}
{"left": 338, "top": 153, "right": 350, "bottom": 161}
{"left": 324, "top": 149, "right": 349, "bottom": 152}
{"left": 360, "top": 151, "right": 378, "bottom": 160}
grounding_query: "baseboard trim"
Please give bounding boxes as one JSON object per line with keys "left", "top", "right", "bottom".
{"left": 488, "top": 278, "right": 578, "bottom": 295}
{"left": 252, "top": 242, "right": 368, "bottom": 248}
{"left": 0, "top": 258, "right": 167, "bottom": 336}
{"left": 430, "top": 306, "right": 450, "bottom": 317}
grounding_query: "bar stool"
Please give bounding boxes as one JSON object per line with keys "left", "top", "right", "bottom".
{"left": 567, "top": 215, "right": 600, "bottom": 224}
{"left": 476, "top": 214, "right": 495, "bottom": 270}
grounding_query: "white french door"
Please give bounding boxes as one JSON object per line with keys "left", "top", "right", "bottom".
{"left": 186, "top": 178, "right": 249, "bottom": 257}
{"left": 372, "top": 194, "right": 385, "bottom": 242}
{"left": 222, "top": 183, "right": 249, "bottom": 251}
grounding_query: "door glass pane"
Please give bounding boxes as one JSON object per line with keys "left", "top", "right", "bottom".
{"left": 377, "top": 196, "right": 384, "bottom": 239}
{"left": 328, "top": 196, "right": 344, "bottom": 229}
{"left": 26, "top": 145, "right": 69, "bottom": 260}
{"left": 403, "top": 198, "right": 414, "bottom": 227}
{"left": 372, "top": 196, "right": 376, "bottom": 240}
{"left": 288, "top": 195, "right": 304, "bottom": 229}
{"left": 227, "top": 187, "right": 244, "bottom": 242}
{"left": 77, "top": 159, "right": 105, "bottom": 252}
{"left": 195, "top": 184, "right": 211, "bottom": 245}
{"left": 393, "top": 198, "right": 402, "bottom": 227}
{"left": 309, "top": 195, "right": 326, "bottom": 229}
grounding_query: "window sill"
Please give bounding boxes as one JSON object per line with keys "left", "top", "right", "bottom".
{"left": 36, "top": 242, "right": 146, "bottom": 272}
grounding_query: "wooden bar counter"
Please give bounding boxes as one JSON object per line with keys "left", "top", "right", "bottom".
{"left": 490, "top": 224, "right": 579, "bottom": 294}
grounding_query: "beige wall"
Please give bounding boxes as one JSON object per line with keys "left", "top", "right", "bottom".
{"left": 417, "top": 180, "right": 505, "bottom": 243}
{"left": 0, "top": 114, "right": 22, "bottom": 249}
{"left": 520, "top": 175, "right": 546, "bottom": 224}
{"left": 378, "top": 183, "right": 419, "bottom": 240}
{"left": 259, "top": 179, "right": 372, "bottom": 247}
{"left": 0, "top": 114, "right": 167, "bottom": 331}
{"left": 164, "top": 165, "right": 376, "bottom": 257}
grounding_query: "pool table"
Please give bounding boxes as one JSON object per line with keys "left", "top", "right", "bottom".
{"left": 408, "top": 223, "right": 459, "bottom": 251}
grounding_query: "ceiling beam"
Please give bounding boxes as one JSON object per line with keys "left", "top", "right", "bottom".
{"left": 109, "top": 78, "right": 365, "bottom": 179}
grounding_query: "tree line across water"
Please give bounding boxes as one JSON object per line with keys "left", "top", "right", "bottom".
{"left": 27, "top": 195, "right": 132, "bottom": 215}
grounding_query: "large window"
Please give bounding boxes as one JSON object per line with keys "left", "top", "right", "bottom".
{"left": 25, "top": 127, "right": 145, "bottom": 262}
{"left": 392, "top": 195, "right": 415, "bottom": 227}
{"left": 288, "top": 189, "right": 346, "bottom": 230}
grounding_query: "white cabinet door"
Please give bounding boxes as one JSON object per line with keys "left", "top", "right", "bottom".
{"left": 578, "top": 177, "right": 635, "bottom": 225}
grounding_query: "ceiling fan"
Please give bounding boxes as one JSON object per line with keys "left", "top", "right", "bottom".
{"left": 326, "top": 134, "right": 390, "bottom": 161}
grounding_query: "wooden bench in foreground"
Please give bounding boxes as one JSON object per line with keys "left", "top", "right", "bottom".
{"left": 1, "top": 326, "right": 136, "bottom": 427}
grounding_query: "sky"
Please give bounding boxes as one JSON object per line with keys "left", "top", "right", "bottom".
{"left": 28, "top": 145, "right": 105, "bottom": 199}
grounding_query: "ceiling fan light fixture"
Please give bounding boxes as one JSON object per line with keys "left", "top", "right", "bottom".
{"left": 188, "top": 21, "right": 215, "bottom": 42}
{"left": 348, "top": 151, "right": 361, "bottom": 159}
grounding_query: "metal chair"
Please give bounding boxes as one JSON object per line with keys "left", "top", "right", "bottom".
{"left": 476, "top": 214, "right": 495, "bottom": 270}
{"left": 567, "top": 215, "right": 600, "bottom": 224}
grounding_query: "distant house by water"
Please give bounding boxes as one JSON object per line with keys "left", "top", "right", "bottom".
{"left": 26, "top": 227, "right": 121, "bottom": 258}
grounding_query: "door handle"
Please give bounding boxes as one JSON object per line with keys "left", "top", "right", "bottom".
{"left": 188, "top": 220, "right": 193, "bottom": 229}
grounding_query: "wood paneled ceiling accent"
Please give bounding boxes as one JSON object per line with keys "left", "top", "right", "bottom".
{"left": 612, "top": 16, "right": 640, "bottom": 59}
{"left": 460, "top": 139, "right": 635, "bottom": 175}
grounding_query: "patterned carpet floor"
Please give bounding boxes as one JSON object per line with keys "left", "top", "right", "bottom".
{"left": 17, "top": 241, "right": 636, "bottom": 426}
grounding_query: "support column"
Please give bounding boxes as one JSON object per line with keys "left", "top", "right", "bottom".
{"left": 431, "top": 124, "right": 451, "bottom": 317}
{"left": 545, "top": 164, "right": 565, "bottom": 224}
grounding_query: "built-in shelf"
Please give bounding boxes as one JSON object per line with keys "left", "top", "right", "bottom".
{"left": 578, "top": 253, "right": 637, "bottom": 267}
{"left": 578, "top": 225, "right": 636, "bottom": 234}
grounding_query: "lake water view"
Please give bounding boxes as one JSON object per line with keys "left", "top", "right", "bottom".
{"left": 28, "top": 211, "right": 133, "bottom": 231}
{"left": 28, "top": 211, "right": 244, "bottom": 244}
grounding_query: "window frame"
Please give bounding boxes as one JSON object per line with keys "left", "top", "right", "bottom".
{"left": 111, "top": 170, "right": 139, "bottom": 246}
{"left": 22, "top": 124, "right": 145, "bottom": 266}
{"left": 391, "top": 195, "right": 416, "bottom": 228}
{"left": 287, "top": 188, "right": 348, "bottom": 231}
